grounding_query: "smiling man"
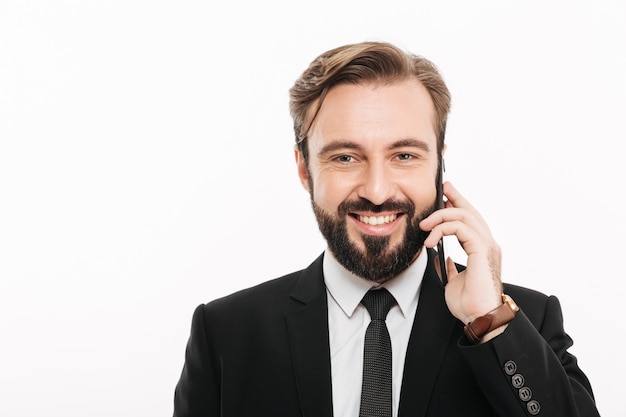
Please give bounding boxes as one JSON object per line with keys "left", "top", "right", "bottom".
{"left": 300, "top": 80, "right": 437, "bottom": 282}
{"left": 173, "top": 41, "right": 600, "bottom": 417}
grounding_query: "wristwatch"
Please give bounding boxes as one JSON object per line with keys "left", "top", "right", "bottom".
{"left": 463, "top": 294, "right": 519, "bottom": 344}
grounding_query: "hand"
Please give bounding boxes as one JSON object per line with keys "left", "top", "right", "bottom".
{"left": 419, "top": 181, "right": 503, "bottom": 325}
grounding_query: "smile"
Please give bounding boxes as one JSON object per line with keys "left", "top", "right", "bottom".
{"left": 357, "top": 214, "right": 398, "bottom": 225}
{"left": 348, "top": 212, "right": 405, "bottom": 237}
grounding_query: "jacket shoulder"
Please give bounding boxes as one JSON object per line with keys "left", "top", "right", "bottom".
{"left": 204, "top": 269, "right": 304, "bottom": 313}
{"left": 198, "top": 253, "right": 326, "bottom": 317}
{"left": 503, "top": 283, "right": 559, "bottom": 329}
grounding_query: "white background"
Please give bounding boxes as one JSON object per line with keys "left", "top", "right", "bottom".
{"left": 1, "top": 1, "right": 624, "bottom": 416}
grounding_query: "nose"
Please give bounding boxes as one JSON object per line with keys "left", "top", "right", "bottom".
{"left": 357, "top": 162, "right": 396, "bottom": 206}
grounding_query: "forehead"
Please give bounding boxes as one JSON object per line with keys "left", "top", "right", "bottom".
{"left": 308, "top": 80, "right": 437, "bottom": 149}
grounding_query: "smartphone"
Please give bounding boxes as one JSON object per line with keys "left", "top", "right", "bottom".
{"left": 436, "top": 156, "right": 448, "bottom": 286}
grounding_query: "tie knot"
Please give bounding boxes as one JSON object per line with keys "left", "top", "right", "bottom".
{"left": 361, "top": 288, "right": 396, "bottom": 320}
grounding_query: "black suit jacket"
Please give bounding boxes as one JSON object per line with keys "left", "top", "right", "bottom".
{"left": 173, "top": 250, "right": 599, "bottom": 416}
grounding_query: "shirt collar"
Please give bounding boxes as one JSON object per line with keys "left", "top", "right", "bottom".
{"left": 323, "top": 247, "right": 427, "bottom": 318}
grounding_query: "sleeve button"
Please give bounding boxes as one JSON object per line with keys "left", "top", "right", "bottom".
{"left": 504, "top": 360, "right": 517, "bottom": 375}
{"left": 512, "top": 373, "right": 525, "bottom": 389}
{"left": 527, "top": 400, "right": 541, "bottom": 415}
{"left": 519, "top": 386, "right": 532, "bottom": 401}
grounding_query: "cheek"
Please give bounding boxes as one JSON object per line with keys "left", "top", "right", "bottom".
{"left": 311, "top": 183, "right": 338, "bottom": 209}
{"left": 311, "top": 175, "right": 354, "bottom": 210}
{"left": 402, "top": 178, "right": 437, "bottom": 205}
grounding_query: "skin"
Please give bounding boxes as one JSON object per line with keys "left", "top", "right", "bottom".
{"left": 295, "top": 79, "right": 505, "bottom": 341}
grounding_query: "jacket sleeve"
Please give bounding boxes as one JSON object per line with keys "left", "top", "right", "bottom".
{"left": 459, "top": 295, "right": 600, "bottom": 417}
{"left": 173, "top": 304, "right": 220, "bottom": 417}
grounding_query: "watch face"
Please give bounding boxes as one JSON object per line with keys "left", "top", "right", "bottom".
{"left": 502, "top": 294, "right": 520, "bottom": 313}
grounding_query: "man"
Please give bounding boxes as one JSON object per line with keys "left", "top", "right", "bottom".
{"left": 173, "top": 41, "right": 600, "bottom": 417}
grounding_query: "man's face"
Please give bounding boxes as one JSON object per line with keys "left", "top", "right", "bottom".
{"left": 296, "top": 79, "right": 440, "bottom": 282}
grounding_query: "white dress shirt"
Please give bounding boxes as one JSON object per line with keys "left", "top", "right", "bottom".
{"left": 324, "top": 248, "right": 427, "bottom": 417}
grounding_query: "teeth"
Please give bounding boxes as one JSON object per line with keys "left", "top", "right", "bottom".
{"left": 358, "top": 214, "right": 397, "bottom": 225}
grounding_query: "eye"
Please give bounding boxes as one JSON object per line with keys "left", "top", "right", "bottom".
{"left": 396, "top": 153, "right": 413, "bottom": 161}
{"left": 335, "top": 155, "right": 355, "bottom": 163}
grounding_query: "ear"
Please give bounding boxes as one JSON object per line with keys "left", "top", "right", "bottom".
{"left": 294, "top": 145, "right": 311, "bottom": 192}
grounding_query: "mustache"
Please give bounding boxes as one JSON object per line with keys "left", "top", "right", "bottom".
{"left": 337, "top": 198, "right": 415, "bottom": 216}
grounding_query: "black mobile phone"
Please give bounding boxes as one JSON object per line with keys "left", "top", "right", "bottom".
{"left": 436, "top": 157, "right": 448, "bottom": 286}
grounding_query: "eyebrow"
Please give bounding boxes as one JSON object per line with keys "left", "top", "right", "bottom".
{"left": 317, "top": 141, "right": 363, "bottom": 157}
{"left": 388, "top": 138, "right": 432, "bottom": 153}
{"left": 317, "top": 138, "right": 432, "bottom": 157}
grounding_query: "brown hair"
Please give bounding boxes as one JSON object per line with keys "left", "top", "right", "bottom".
{"left": 289, "top": 41, "right": 451, "bottom": 162}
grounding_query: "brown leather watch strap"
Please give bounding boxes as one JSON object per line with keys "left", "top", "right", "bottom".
{"left": 463, "top": 294, "right": 519, "bottom": 344}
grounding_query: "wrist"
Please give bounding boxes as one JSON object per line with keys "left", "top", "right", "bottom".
{"left": 477, "top": 323, "right": 509, "bottom": 343}
{"left": 463, "top": 294, "right": 519, "bottom": 344}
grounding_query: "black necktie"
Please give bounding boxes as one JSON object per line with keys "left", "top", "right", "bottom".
{"left": 359, "top": 288, "right": 396, "bottom": 417}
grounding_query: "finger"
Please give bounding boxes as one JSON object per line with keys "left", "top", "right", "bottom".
{"left": 443, "top": 182, "right": 492, "bottom": 225}
{"left": 435, "top": 254, "right": 457, "bottom": 284}
{"left": 446, "top": 257, "right": 459, "bottom": 281}
{"left": 421, "top": 207, "right": 487, "bottom": 233}
{"left": 421, "top": 211, "right": 492, "bottom": 248}
{"left": 423, "top": 220, "right": 491, "bottom": 256}
{"left": 443, "top": 181, "right": 477, "bottom": 211}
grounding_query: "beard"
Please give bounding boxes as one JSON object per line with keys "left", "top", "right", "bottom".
{"left": 312, "top": 196, "right": 436, "bottom": 282}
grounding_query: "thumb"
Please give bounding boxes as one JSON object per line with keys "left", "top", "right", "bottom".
{"left": 446, "top": 257, "right": 459, "bottom": 281}
{"left": 435, "top": 255, "right": 458, "bottom": 284}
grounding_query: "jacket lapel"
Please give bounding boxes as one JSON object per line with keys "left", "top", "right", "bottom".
{"left": 285, "top": 254, "right": 334, "bottom": 417}
{"left": 398, "top": 249, "right": 458, "bottom": 417}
